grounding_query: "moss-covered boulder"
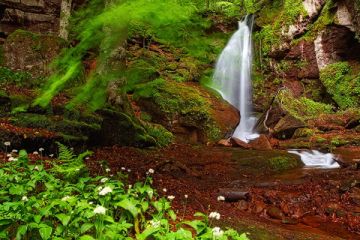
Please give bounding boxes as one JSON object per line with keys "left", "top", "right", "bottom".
{"left": 320, "top": 62, "right": 360, "bottom": 109}
{"left": 135, "top": 80, "right": 238, "bottom": 143}
{"left": 3, "top": 30, "right": 65, "bottom": 78}
{"left": 255, "top": 89, "right": 333, "bottom": 139}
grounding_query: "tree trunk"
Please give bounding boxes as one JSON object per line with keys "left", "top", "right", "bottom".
{"left": 59, "top": 0, "right": 73, "bottom": 40}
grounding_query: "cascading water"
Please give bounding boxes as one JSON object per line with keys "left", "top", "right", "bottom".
{"left": 212, "top": 15, "right": 259, "bottom": 142}
{"left": 288, "top": 150, "right": 340, "bottom": 169}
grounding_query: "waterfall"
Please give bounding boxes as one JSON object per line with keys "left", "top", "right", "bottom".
{"left": 212, "top": 15, "right": 259, "bottom": 142}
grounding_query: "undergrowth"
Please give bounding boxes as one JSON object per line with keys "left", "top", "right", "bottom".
{"left": 0, "top": 143, "right": 248, "bottom": 239}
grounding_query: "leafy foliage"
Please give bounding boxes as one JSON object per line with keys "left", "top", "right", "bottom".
{"left": 0, "top": 146, "right": 249, "bottom": 239}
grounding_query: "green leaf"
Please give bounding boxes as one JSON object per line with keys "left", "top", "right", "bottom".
{"left": 136, "top": 226, "right": 159, "bottom": 240}
{"left": 117, "top": 198, "right": 139, "bottom": 218}
{"left": 168, "top": 210, "right": 177, "bottom": 221}
{"left": 79, "top": 235, "right": 95, "bottom": 240}
{"left": 34, "top": 215, "right": 42, "bottom": 224}
{"left": 56, "top": 214, "right": 71, "bottom": 226}
{"left": 39, "top": 225, "right": 52, "bottom": 240}
{"left": 9, "top": 185, "right": 24, "bottom": 195}
{"left": 16, "top": 225, "right": 27, "bottom": 240}
{"left": 0, "top": 219, "right": 12, "bottom": 226}
{"left": 80, "top": 223, "right": 93, "bottom": 234}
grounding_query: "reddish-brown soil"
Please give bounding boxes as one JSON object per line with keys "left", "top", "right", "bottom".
{"left": 83, "top": 144, "right": 360, "bottom": 240}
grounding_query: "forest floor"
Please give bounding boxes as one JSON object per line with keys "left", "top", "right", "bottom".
{"left": 2, "top": 144, "right": 360, "bottom": 239}
{"left": 83, "top": 144, "right": 360, "bottom": 240}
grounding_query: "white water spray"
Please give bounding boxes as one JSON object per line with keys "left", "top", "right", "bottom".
{"left": 288, "top": 150, "right": 340, "bottom": 169}
{"left": 212, "top": 15, "right": 259, "bottom": 142}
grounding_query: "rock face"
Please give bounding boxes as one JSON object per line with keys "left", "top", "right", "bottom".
{"left": 0, "top": 0, "right": 84, "bottom": 37}
{"left": 3, "top": 29, "right": 65, "bottom": 76}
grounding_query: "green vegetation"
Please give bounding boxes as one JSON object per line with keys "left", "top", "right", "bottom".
{"left": 0, "top": 67, "right": 33, "bottom": 87}
{"left": 268, "top": 156, "right": 301, "bottom": 172}
{"left": 320, "top": 62, "right": 360, "bottom": 109}
{"left": 137, "top": 80, "right": 222, "bottom": 141}
{"left": 277, "top": 89, "right": 334, "bottom": 121}
{"left": 0, "top": 144, "right": 249, "bottom": 239}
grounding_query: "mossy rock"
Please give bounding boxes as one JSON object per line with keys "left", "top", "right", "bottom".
{"left": 95, "top": 108, "right": 157, "bottom": 147}
{"left": 3, "top": 29, "right": 65, "bottom": 78}
{"left": 320, "top": 62, "right": 360, "bottom": 109}
{"left": 292, "top": 128, "right": 317, "bottom": 138}
{"left": 136, "top": 80, "right": 235, "bottom": 143}
{"left": 268, "top": 156, "right": 302, "bottom": 172}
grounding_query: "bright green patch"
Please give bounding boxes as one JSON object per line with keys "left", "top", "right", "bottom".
{"left": 277, "top": 89, "right": 334, "bottom": 121}
{"left": 320, "top": 62, "right": 360, "bottom": 109}
{"left": 268, "top": 156, "right": 301, "bottom": 172}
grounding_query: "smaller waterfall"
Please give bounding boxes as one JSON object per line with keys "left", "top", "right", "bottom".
{"left": 288, "top": 150, "right": 340, "bottom": 169}
{"left": 212, "top": 15, "right": 259, "bottom": 142}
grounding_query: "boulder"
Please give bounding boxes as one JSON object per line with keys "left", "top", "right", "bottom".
{"left": 230, "top": 137, "right": 251, "bottom": 149}
{"left": 136, "top": 81, "right": 239, "bottom": 143}
{"left": 3, "top": 30, "right": 65, "bottom": 77}
{"left": 273, "top": 115, "right": 306, "bottom": 139}
{"left": 248, "top": 134, "right": 272, "bottom": 150}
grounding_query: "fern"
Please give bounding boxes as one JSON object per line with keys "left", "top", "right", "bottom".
{"left": 52, "top": 142, "right": 92, "bottom": 182}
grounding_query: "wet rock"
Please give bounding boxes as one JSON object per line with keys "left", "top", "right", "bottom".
{"left": 282, "top": 217, "right": 298, "bottom": 225}
{"left": 302, "top": 215, "right": 325, "bottom": 228}
{"left": 248, "top": 134, "right": 272, "bottom": 150}
{"left": 266, "top": 206, "right": 284, "bottom": 220}
{"left": 218, "top": 138, "right": 232, "bottom": 147}
{"left": 273, "top": 115, "right": 306, "bottom": 139}
{"left": 254, "top": 200, "right": 266, "bottom": 214}
{"left": 236, "top": 200, "right": 249, "bottom": 211}
{"left": 218, "top": 189, "right": 250, "bottom": 202}
{"left": 349, "top": 189, "right": 360, "bottom": 206}
{"left": 230, "top": 137, "right": 251, "bottom": 149}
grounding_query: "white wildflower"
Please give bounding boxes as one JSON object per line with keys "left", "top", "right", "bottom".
{"left": 34, "top": 166, "right": 40, "bottom": 171}
{"left": 76, "top": 168, "right": 80, "bottom": 171}
{"left": 184, "top": 194, "right": 188, "bottom": 199}
{"left": 93, "top": 205, "right": 106, "bottom": 215}
{"left": 85, "top": 157, "right": 90, "bottom": 160}
{"left": 61, "top": 196, "right": 71, "bottom": 201}
{"left": 11, "top": 149, "right": 18, "bottom": 153}
{"left": 105, "top": 168, "right": 111, "bottom": 173}
{"left": 49, "top": 154, "right": 54, "bottom": 158}
{"left": 6, "top": 154, "right": 11, "bottom": 157}
{"left": 33, "top": 151, "right": 39, "bottom": 155}
{"left": 217, "top": 196, "right": 225, "bottom": 201}
{"left": 167, "top": 195, "right": 175, "bottom": 200}
{"left": 212, "top": 227, "right": 224, "bottom": 238}
{"left": 100, "top": 178, "right": 109, "bottom": 183}
{"left": 121, "top": 167, "right": 126, "bottom": 171}
{"left": 127, "top": 169, "right": 131, "bottom": 173}
{"left": 97, "top": 186, "right": 103, "bottom": 191}
{"left": 148, "top": 168, "right": 155, "bottom": 174}
{"left": 209, "top": 212, "right": 221, "bottom": 220}
{"left": 89, "top": 201, "right": 94, "bottom": 205}
{"left": 22, "top": 196, "right": 28, "bottom": 201}
{"left": 99, "top": 186, "right": 112, "bottom": 196}
{"left": 8, "top": 157, "right": 18, "bottom": 162}
{"left": 163, "top": 188, "right": 167, "bottom": 193}
{"left": 39, "top": 148, "right": 44, "bottom": 152}
{"left": 128, "top": 185, "right": 132, "bottom": 189}
{"left": 150, "top": 220, "right": 161, "bottom": 228}
{"left": 4, "top": 141, "right": 10, "bottom": 146}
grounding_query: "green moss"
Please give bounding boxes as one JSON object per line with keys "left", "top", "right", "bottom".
{"left": 277, "top": 89, "right": 334, "bottom": 121}
{"left": 138, "top": 80, "right": 222, "bottom": 141}
{"left": 7, "top": 29, "right": 40, "bottom": 42}
{"left": 0, "top": 67, "right": 32, "bottom": 86}
{"left": 320, "top": 62, "right": 360, "bottom": 109}
{"left": 145, "top": 123, "right": 173, "bottom": 147}
{"left": 292, "top": 128, "right": 317, "bottom": 138}
{"left": 268, "top": 156, "right": 301, "bottom": 172}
